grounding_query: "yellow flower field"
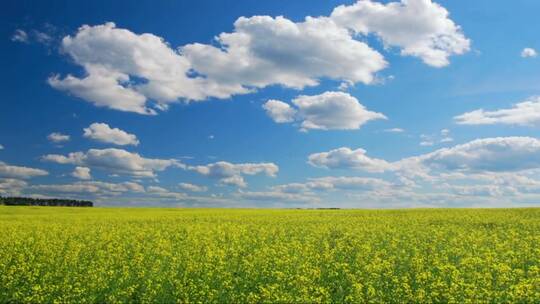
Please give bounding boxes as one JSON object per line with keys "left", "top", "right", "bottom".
{"left": 1, "top": 206, "right": 539, "bottom": 303}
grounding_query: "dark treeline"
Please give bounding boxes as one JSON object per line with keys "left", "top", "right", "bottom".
{"left": 0, "top": 196, "right": 93, "bottom": 207}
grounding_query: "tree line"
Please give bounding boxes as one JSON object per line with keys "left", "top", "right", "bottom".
{"left": 0, "top": 196, "right": 93, "bottom": 207}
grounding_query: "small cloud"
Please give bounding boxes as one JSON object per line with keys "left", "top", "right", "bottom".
{"left": 208, "top": 135, "right": 215, "bottom": 140}
{"left": 47, "top": 132, "right": 70, "bottom": 143}
{"left": 11, "top": 29, "right": 29, "bottom": 43}
{"left": 420, "top": 141, "right": 434, "bottom": 146}
{"left": 33, "top": 30, "right": 53, "bottom": 45}
{"left": 440, "top": 137, "right": 454, "bottom": 143}
{"left": 521, "top": 48, "right": 537, "bottom": 58}
{"left": 338, "top": 81, "right": 353, "bottom": 91}
{"left": 72, "top": 166, "right": 91, "bottom": 180}
{"left": 440, "top": 129, "right": 450, "bottom": 136}
{"left": 178, "top": 182, "right": 207, "bottom": 192}
{"left": 0, "top": 144, "right": 3, "bottom": 150}
{"left": 383, "top": 128, "right": 405, "bottom": 133}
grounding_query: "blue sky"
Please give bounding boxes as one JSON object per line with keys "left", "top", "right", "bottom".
{"left": 2, "top": 0, "right": 540, "bottom": 207}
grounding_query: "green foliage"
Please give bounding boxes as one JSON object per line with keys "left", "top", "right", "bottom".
{"left": 0, "top": 196, "right": 93, "bottom": 207}
{"left": 1, "top": 207, "right": 539, "bottom": 303}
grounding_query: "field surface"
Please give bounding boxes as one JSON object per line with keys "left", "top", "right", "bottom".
{"left": 1, "top": 207, "right": 540, "bottom": 303}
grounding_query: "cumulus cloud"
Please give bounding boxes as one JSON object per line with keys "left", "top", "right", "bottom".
{"left": 521, "top": 48, "right": 537, "bottom": 58}
{"left": 178, "top": 182, "right": 207, "bottom": 192}
{"left": 263, "top": 91, "right": 386, "bottom": 131}
{"left": 48, "top": 22, "right": 208, "bottom": 114}
{"left": 48, "top": 0, "right": 468, "bottom": 114}
{"left": 262, "top": 100, "right": 296, "bottom": 123}
{"left": 47, "top": 132, "right": 70, "bottom": 143}
{"left": 331, "top": 0, "right": 470, "bottom": 67}
{"left": 49, "top": 21, "right": 385, "bottom": 115}
{"left": 83, "top": 122, "right": 139, "bottom": 146}
{"left": 188, "top": 161, "right": 279, "bottom": 187}
{"left": 455, "top": 96, "right": 540, "bottom": 126}
{"left": 410, "top": 137, "right": 540, "bottom": 173}
{"left": 183, "top": 15, "right": 386, "bottom": 90}
{"left": 0, "top": 161, "right": 48, "bottom": 179}
{"left": 72, "top": 166, "right": 91, "bottom": 180}
{"left": 42, "top": 148, "right": 182, "bottom": 178}
{"left": 0, "top": 144, "right": 4, "bottom": 150}
{"left": 309, "top": 137, "right": 540, "bottom": 179}
{"left": 308, "top": 147, "right": 392, "bottom": 173}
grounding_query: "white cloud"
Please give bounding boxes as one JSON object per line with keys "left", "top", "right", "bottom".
{"left": 383, "top": 128, "right": 405, "bottom": 133}
{"left": 455, "top": 96, "right": 540, "bottom": 126}
{"left": 521, "top": 48, "right": 537, "bottom": 58}
{"left": 49, "top": 0, "right": 468, "bottom": 114}
{"left": 0, "top": 144, "right": 3, "bottom": 150}
{"left": 331, "top": 0, "right": 470, "bottom": 67}
{"left": 42, "top": 148, "right": 182, "bottom": 178}
{"left": 147, "top": 186, "right": 187, "bottom": 199}
{"left": 83, "top": 122, "right": 139, "bottom": 146}
{"left": 412, "top": 137, "right": 540, "bottom": 173}
{"left": 263, "top": 91, "right": 386, "bottom": 131}
{"left": 50, "top": 20, "right": 386, "bottom": 115}
{"left": 11, "top": 29, "right": 29, "bottom": 43}
{"left": 31, "top": 181, "right": 145, "bottom": 196}
{"left": 308, "top": 147, "right": 392, "bottom": 173}
{"left": 188, "top": 161, "right": 278, "bottom": 187}
{"left": 178, "top": 182, "right": 207, "bottom": 192}
{"left": 72, "top": 166, "right": 91, "bottom": 180}
{"left": 440, "top": 137, "right": 454, "bottom": 143}
{"left": 236, "top": 190, "right": 317, "bottom": 204}
{"left": 262, "top": 100, "right": 296, "bottom": 123}
{"left": 0, "top": 178, "right": 28, "bottom": 196}
{"left": 47, "top": 132, "right": 70, "bottom": 143}
{"left": 183, "top": 15, "right": 386, "bottom": 90}
{"left": 306, "top": 176, "right": 392, "bottom": 191}
{"left": 48, "top": 22, "right": 209, "bottom": 114}
{"left": 0, "top": 161, "right": 48, "bottom": 179}
{"left": 308, "top": 137, "right": 540, "bottom": 182}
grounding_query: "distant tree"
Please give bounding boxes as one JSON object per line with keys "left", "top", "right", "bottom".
{"left": 0, "top": 196, "right": 93, "bottom": 207}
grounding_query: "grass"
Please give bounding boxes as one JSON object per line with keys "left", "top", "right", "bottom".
{"left": 1, "top": 206, "right": 540, "bottom": 303}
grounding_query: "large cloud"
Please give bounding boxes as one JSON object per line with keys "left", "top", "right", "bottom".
{"left": 413, "top": 137, "right": 540, "bottom": 173}
{"left": 308, "top": 147, "right": 392, "bottom": 172}
{"left": 49, "top": 1, "right": 468, "bottom": 114}
{"left": 331, "top": 0, "right": 470, "bottom": 67}
{"left": 48, "top": 23, "right": 211, "bottom": 114}
{"left": 183, "top": 16, "right": 386, "bottom": 90}
{"left": 0, "top": 161, "right": 48, "bottom": 179}
{"left": 83, "top": 122, "right": 139, "bottom": 146}
{"left": 263, "top": 91, "right": 386, "bottom": 131}
{"left": 311, "top": 137, "right": 540, "bottom": 175}
{"left": 42, "top": 148, "right": 181, "bottom": 178}
{"left": 454, "top": 97, "right": 540, "bottom": 126}
{"left": 49, "top": 21, "right": 385, "bottom": 114}
{"left": 188, "top": 161, "right": 278, "bottom": 187}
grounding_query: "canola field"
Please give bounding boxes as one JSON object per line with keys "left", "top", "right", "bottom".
{"left": 1, "top": 206, "right": 540, "bottom": 303}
